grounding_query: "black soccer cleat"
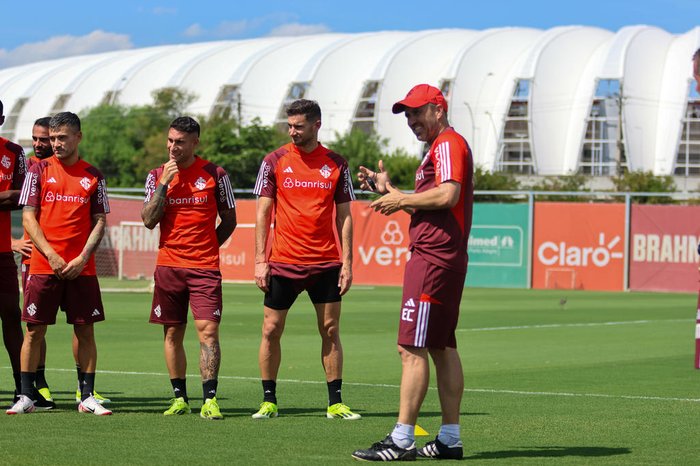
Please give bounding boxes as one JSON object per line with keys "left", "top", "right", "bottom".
{"left": 417, "top": 437, "right": 463, "bottom": 460}
{"left": 352, "top": 435, "right": 417, "bottom": 461}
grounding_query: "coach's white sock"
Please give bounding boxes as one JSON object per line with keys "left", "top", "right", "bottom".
{"left": 391, "top": 423, "right": 415, "bottom": 449}
{"left": 437, "top": 424, "right": 461, "bottom": 446}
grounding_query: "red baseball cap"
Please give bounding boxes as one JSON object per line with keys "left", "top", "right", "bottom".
{"left": 392, "top": 84, "right": 448, "bottom": 114}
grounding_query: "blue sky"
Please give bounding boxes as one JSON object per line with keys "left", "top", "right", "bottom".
{"left": 1, "top": 0, "right": 697, "bottom": 68}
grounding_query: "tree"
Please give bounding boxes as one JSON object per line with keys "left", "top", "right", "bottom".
{"left": 473, "top": 166, "right": 521, "bottom": 202}
{"left": 611, "top": 170, "right": 676, "bottom": 204}
{"left": 530, "top": 173, "right": 591, "bottom": 202}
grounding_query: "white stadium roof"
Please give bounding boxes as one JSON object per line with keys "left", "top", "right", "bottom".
{"left": 2, "top": 26, "right": 700, "bottom": 176}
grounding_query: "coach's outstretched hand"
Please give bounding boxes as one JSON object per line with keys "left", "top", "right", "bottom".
{"left": 358, "top": 160, "right": 391, "bottom": 194}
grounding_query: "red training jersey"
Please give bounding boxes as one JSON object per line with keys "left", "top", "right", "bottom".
{"left": 144, "top": 156, "right": 236, "bottom": 270}
{"left": 22, "top": 155, "right": 46, "bottom": 265}
{"left": 19, "top": 156, "right": 110, "bottom": 275}
{"left": 0, "top": 137, "right": 26, "bottom": 253}
{"left": 253, "top": 142, "right": 355, "bottom": 266}
{"left": 410, "top": 127, "right": 473, "bottom": 272}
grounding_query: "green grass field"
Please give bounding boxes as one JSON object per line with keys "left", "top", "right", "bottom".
{"left": 0, "top": 284, "right": 698, "bottom": 465}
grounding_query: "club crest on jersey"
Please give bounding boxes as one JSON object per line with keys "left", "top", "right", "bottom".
{"left": 319, "top": 164, "right": 332, "bottom": 179}
{"left": 79, "top": 177, "right": 91, "bottom": 191}
{"left": 194, "top": 176, "right": 207, "bottom": 190}
{"left": 1, "top": 155, "right": 10, "bottom": 169}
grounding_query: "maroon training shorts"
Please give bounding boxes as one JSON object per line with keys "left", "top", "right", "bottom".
{"left": 0, "top": 253, "right": 20, "bottom": 318}
{"left": 150, "top": 266, "right": 223, "bottom": 325}
{"left": 23, "top": 274, "right": 105, "bottom": 325}
{"left": 398, "top": 253, "right": 466, "bottom": 349}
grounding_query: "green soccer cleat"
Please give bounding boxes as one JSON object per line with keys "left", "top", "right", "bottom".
{"left": 37, "top": 387, "right": 54, "bottom": 402}
{"left": 251, "top": 401, "right": 278, "bottom": 419}
{"left": 327, "top": 402, "right": 361, "bottom": 420}
{"left": 76, "top": 390, "right": 111, "bottom": 404}
{"left": 200, "top": 397, "right": 223, "bottom": 420}
{"left": 163, "top": 397, "right": 191, "bottom": 416}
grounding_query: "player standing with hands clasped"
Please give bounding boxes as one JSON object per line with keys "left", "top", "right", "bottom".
{"left": 142, "top": 116, "right": 236, "bottom": 420}
{"left": 352, "top": 84, "right": 474, "bottom": 461}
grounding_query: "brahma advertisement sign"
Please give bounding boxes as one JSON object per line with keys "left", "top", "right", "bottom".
{"left": 533, "top": 202, "right": 626, "bottom": 291}
{"left": 629, "top": 205, "right": 700, "bottom": 292}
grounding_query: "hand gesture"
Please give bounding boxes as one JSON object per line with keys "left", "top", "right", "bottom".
{"left": 358, "top": 160, "right": 390, "bottom": 194}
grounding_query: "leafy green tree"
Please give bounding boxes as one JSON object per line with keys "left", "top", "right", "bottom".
{"left": 611, "top": 170, "right": 676, "bottom": 204}
{"left": 473, "top": 166, "right": 521, "bottom": 202}
{"left": 530, "top": 173, "right": 591, "bottom": 202}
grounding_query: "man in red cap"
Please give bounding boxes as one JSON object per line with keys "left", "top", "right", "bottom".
{"left": 352, "top": 84, "right": 474, "bottom": 461}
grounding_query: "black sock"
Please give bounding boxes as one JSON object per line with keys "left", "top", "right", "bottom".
{"left": 170, "top": 378, "right": 188, "bottom": 402}
{"left": 203, "top": 379, "right": 218, "bottom": 401}
{"left": 81, "top": 373, "right": 96, "bottom": 401}
{"left": 328, "top": 379, "right": 342, "bottom": 406}
{"left": 262, "top": 380, "right": 277, "bottom": 404}
{"left": 13, "top": 371, "right": 21, "bottom": 394}
{"left": 20, "top": 372, "right": 36, "bottom": 397}
{"left": 76, "top": 364, "right": 84, "bottom": 390}
{"left": 35, "top": 365, "right": 48, "bottom": 390}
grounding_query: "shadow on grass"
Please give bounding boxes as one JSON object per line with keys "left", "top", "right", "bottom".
{"left": 466, "top": 446, "right": 631, "bottom": 460}
{"left": 360, "top": 411, "right": 489, "bottom": 418}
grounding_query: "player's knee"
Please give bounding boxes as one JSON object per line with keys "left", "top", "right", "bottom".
{"left": 319, "top": 321, "right": 339, "bottom": 341}
{"left": 261, "top": 320, "right": 284, "bottom": 340}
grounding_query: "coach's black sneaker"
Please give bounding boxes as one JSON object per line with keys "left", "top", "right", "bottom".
{"left": 33, "top": 396, "right": 56, "bottom": 411}
{"left": 352, "top": 435, "right": 416, "bottom": 461}
{"left": 417, "top": 437, "right": 463, "bottom": 460}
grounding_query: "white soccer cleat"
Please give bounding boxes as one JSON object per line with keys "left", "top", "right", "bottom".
{"left": 6, "top": 394, "right": 35, "bottom": 415}
{"left": 78, "top": 395, "right": 113, "bottom": 416}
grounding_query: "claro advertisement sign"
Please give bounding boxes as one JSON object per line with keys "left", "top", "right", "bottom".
{"left": 532, "top": 202, "right": 626, "bottom": 291}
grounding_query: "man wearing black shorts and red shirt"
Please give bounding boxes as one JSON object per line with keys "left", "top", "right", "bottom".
{"left": 252, "top": 99, "right": 359, "bottom": 420}
{"left": 0, "top": 99, "right": 26, "bottom": 405}
{"left": 142, "top": 116, "right": 236, "bottom": 420}
{"left": 8, "top": 112, "right": 111, "bottom": 416}
{"left": 353, "top": 84, "right": 474, "bottom": 461}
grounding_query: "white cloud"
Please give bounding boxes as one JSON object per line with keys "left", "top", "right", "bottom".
{"left": 183, "top": 23, "right": 204, "bottom": 37}
{"left": 0, "top": 30, "right": 132, "bottom": 68}
{"left": 214, "top": 20, "right": 250, "bottom": 37}
{"left": 267, "top": 22, "right": 331, "bottom": 37}
{"left": 152, "top": 6, "right": 178, "bottom": 15}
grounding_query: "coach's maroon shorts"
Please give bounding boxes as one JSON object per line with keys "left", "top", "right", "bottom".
{"left": 0, "top": 253, "right": 20, "bottom": 317}
{"left": 398, "top": 253, "right": 466, "bottom": 349}
{"left": 23, "top": 274, "right": 105, "bottom": 325}
{"left": 150, "top": 266, "right": 222, "bottom": 325}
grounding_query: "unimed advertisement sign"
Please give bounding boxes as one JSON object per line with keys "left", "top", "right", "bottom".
{"left": 533, "top": 202, "right": 625, "bottom": 291}
{"left": 467, "top": 203, "right": 529, "bottom": 288}
{"left": 629, "top": 205, "right": 700, "bottom": 292}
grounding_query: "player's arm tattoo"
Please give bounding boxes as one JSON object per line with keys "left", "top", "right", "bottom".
{"left": 80, "top": 213, "right": 107, "bottom": 260}
{"left": 200, "top": 341, "right": 221, "bottom": 381}
{"left": 216, "top": 208, "right": 237, "bottom": 246}
{"left": 142, "top": 184, "right": 168, "bottom": 229}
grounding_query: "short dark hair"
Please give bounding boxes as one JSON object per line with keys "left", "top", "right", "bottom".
{"left": 694, "top": 48, "right": 700, "bottom": 62}
{"left": 286, "top": 99, "right": 321, "bottom": 122}
{"left": 169, "top": 116, "right": 200, "bottom": 136}
{"left": 0, "top": 99, "right": 3, "bottom": 117}
{"left": 49, "top": 112, "right": 81, "bottom": 132}
{"left": 34, "top": 116, "right": 51, "bottom": 128}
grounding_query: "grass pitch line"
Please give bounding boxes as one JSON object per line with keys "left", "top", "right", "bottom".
{"left": 16, "top": 367, "right": 700, "bottom": 404}
{"left": 459, "top": 318, "right": 689, "bottom": 332}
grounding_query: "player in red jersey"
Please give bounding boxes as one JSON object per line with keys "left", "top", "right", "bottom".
{"left": 353, "top": 85, "right": 474, "bottom": 461}
{"left": 142, "top": 116, "right": 236, "bottom": 420}
{"left": 0, "top": 100, "right": 27, "bottom": 406}
{"left": 8, "top": 112, "right": 112, "bottom": 416}
{"left": 251, "top": 99, "right": 359, "bottom": 420}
